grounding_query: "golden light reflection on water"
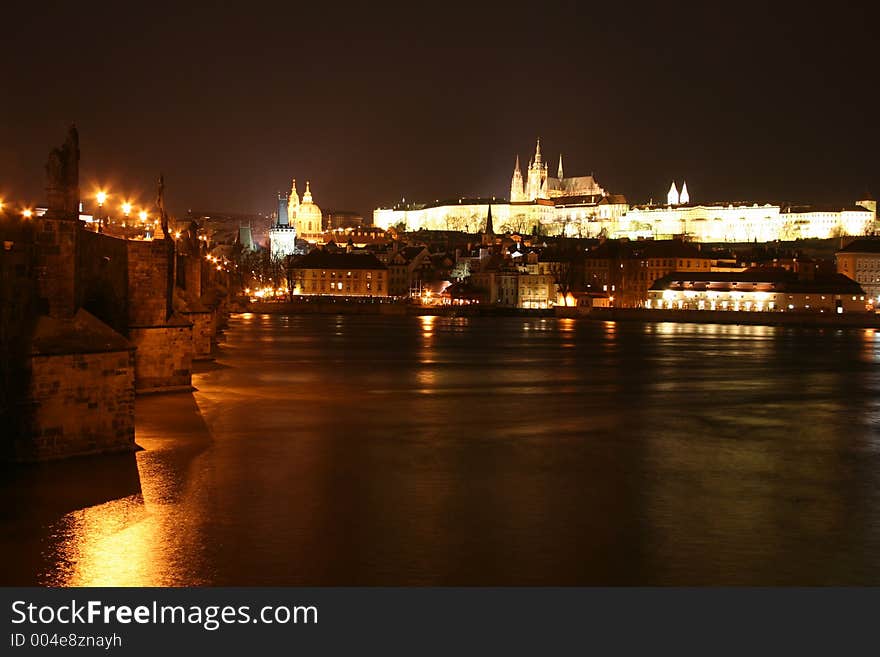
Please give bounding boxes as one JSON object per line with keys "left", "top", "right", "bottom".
{"left": 42, "top": 494, "right": 158, "bottom": 587}
{"left": 38, "top": 393, "right": 213, "bottom": 587}
{"left": 16, "top": 314, "right": 880, "bottom": 586}
{"left": 419, "top": 314, "right": 436, "bottom": 336}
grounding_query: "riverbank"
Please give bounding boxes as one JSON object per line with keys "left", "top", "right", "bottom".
{"left": 559, "top": 307, "right": 880, "bottom": 328}
{"left": 238, "top": 299, "right": 880, "bottom": 327}
{"left": 241, "top": 300, "right": 554, "bottom": 317}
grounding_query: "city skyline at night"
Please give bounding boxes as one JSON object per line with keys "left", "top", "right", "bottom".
{"left": 2, "top": 3, "right": 878, "bottom": 218}
{"left": 7, "top": 8, "right": 880, "bottom": 650}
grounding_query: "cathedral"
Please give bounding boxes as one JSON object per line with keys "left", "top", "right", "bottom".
{"left": 509, "top": 139, "right": 605, "bottom": 202}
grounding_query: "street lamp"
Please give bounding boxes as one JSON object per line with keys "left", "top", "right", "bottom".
{"left": 96, "top": 191, "right": 107, "bottom": 207}
{"left": 22, "top": 208, "right": 33, "bottom": 218}
{"left": 138, "top": 210, "right": 148, "bottom": 222}
{"left": 122, "top": 202, "right": 132, "bottom": 217}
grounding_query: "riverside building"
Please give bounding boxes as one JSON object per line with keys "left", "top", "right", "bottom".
{"left": 646, "top": 270, "right": 869, "bottom": 313}
{"left": 288, "top": 250, "right": 388, "bottom": 297}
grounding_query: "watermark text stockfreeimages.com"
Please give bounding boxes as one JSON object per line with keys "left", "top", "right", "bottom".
{"left": 11, "top": 599, "right": 318, "bottom": 632}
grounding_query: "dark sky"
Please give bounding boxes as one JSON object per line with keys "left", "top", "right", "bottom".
{"left": 2, "top": 2, "right": 877, "bottom": 218}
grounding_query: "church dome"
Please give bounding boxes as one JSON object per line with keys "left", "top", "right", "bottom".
{"left": 297, "top": 181, "right": 322, "bottom": 234}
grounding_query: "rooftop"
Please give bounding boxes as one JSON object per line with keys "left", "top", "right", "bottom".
{"left": 291, "top": 249, "right": 387, "bottom": 270}
{"left": 650, "top": 270, "right": 865, "bottom": 294}
{"left": 837, "top": 239, "right": 880, "bottom": 254}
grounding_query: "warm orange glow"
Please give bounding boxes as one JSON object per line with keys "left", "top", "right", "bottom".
{"left": 22, "top": 208, "right": 33, "bottom": 218}
{"left": 96, "top": 191, "right": 107, "bottom": 205}
{"left": 138, "top": 210, "right": 148, "bottom": 222}
{"left": 121, "top": 202, "right": 132, "bottom": 216}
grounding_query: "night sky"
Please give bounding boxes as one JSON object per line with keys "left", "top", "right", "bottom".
{"left": 2, "top": 2, "right": 877, "bottom": 218}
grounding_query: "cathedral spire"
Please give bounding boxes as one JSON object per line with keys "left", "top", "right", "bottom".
{"left": 486, "top": 204, "right": 494, "bottom": 235}
{"left": 303, "top": 180, "right": 313, "bottom": 203}
{"left": 510, "top": 155, "right": 525, "bottom": 202}
{"left": 534, "top": 138, "right": 542, "bottom": 165}
{"left": 680, "top": 181, "right": 690, "bottom": 204}
{"left": 557, "top": 154, "right": 564, "bottom": 179}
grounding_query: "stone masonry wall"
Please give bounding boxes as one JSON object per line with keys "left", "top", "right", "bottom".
{"left": 33, "top": 217, "right": 78, "bottom": 318}
{"left": 183, "top": 311, "right": 214, "bottom": 360}
{"left": 127, "top": 239, "right": 172, "bottom": 327}
{"left": 77, "top": 230, "right": 129, "bottom": 334}
{"left": 129, "top": 324, "right": 193, "bottom": 393}
{"left": 17, "top": 349, "right": 136, "bottom": 461}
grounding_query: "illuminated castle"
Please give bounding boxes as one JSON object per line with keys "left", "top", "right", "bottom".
{"left": 510, "top": 139, "right": 605, "bottom": 202}
{"left": 376, "top": 138, "right": 622, "bottom": 237}
{"left": 374, "top": 140, "right": 877, "bottom": 241}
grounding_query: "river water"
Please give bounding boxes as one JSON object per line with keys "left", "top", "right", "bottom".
{"left": 3, "top": 313, "right": 880, "bottom": 585}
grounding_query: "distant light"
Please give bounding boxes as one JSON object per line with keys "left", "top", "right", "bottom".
{"left": 138, "top": 210, "right": 148, "bottom": 222}
{"left": 122, "top": 202, "right": 132, "bottom": 216}
{"left": 96, "top": 191, "right": 107, "bottom": 205}
{"left": 22, "top": 208, "right": 33, "bottom": 218}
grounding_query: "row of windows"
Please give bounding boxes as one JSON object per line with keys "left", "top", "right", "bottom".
{"left": 307, "top": 270, "right": 384, "bottom": 279}
{"left": 305, "top": 280, "right": 384, "bottom": 292}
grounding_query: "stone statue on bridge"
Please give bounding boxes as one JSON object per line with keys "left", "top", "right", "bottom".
{"left": 156, "top": 173, "right": 171, "bottom": 238}
{"left": 45, "top": 125, "right": 80, "bottom": 217}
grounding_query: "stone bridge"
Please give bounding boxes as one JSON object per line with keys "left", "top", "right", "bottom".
{"left": 0, "top": 127, "right": 230, "bottom": 462}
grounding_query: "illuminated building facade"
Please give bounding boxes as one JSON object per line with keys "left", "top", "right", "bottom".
{"left": 585, "top": 239, "right": 713, "bottom": 307}
{"left": 618, "top": 199, "right": 876, "bottom": 242}
{"left": 269, "top": 191, "right": 297, "bottom": 259}
{"left": 288, "top": 250, "right": 388, "bottom": 296}
{"left": 835, "top": 238, "right": 880, "bottom": 302}
{"left": 646, "top": 271, "right": 869, "bottom": 313}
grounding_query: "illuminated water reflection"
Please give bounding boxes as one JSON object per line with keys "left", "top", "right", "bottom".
{"left": 2, "top": 314, "right": 880, "bottom": 585}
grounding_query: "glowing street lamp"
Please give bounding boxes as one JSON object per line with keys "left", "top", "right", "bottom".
{"left": 22, "top": 208, "right": 33, "bottom": 218}
{"left": 96, "top": 191, "right": 107, "bottom": 207}
{"left": 138, "top": 210, "right": 148, "bottom": 222}
{"left": 121, "top": 202, "right": 132, "bottom": 217}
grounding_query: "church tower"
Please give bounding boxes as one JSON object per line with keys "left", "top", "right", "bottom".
{"left": 667, "top": 181, "right": 680, "bottom": 206}
{"left": 482, "top": 204, "right": 494, "bottom": 246}
{"left": 557, "top": 154, "right": 564, "bottom": 180}
{"left": 526, "top": 139, "right": 548, "bottom": 201}
{"left": 510, "top": 156, "right": 525, "bottom": 202}
{"left": 680, "top": 181, "right": 690, "bottom": 205}
{"left": 287, "top": 178, "right": 299, "bottom": 224}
